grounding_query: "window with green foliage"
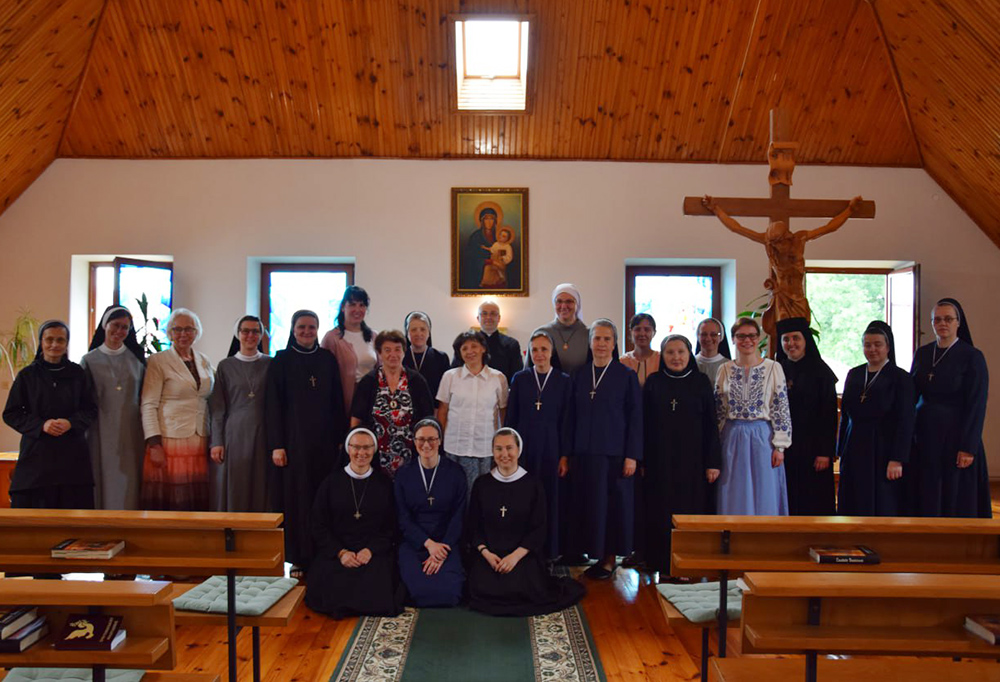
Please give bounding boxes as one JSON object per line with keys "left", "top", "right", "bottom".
{"left": 805, "top": 266, "right": 918, "bottom": 391}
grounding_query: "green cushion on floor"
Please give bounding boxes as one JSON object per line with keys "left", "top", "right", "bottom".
{"left": 656, "top": 580, "right": 742, "bottom": 624}
{"left": 172, "top": 575, "right": 298, "bottom": 616}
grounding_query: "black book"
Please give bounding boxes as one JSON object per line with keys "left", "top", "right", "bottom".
{"left": 0, "top": 616, "right": 48, "bottom": 653}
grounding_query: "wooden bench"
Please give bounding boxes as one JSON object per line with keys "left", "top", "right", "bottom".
{"left": 0, "top": 509, "right": 284, "bottom": 682}
{"left": 665, "top": 515, "right": 1000, "bottom": 673}
{"left": 711, "top": 571, "right": 1000, "bottom": 682}
{"left": 167, "top": 583, "right": 305, "bottom": 682}
{"left": 0, "top": 578, "right": 218, "bottom": 682}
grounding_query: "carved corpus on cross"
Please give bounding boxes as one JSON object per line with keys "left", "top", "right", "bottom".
{"left": 683, "top": 109, "right": 876, "bottom": 347}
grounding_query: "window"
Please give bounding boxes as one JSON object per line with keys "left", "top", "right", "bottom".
{"left": 260, "top": 263, "right": 355, "bottom": 354}
{"left": 625, "top": 266, "right": 722, "bottom": 352}
{"left": 89, "top": 258, "right": 173, "bottom": 352}
{"left": 805, "top": 265, "right": 919, "bottom": 391}
{"left": 452, "top": 16, "right": 532, "bottom": 113}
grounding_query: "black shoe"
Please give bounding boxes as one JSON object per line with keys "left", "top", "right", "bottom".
{"left": 557, "top": 553, "right": 590, "bottom": 567}
{"left": 621, "top": 552, "right": 645, "bottom": 569}
{"left": 583, "top": 563, "right": 615, "bottom": 580}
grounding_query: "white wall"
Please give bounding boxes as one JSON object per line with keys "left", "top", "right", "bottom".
{"left": 1, "top": 158, "right": 998, "bottom": 473}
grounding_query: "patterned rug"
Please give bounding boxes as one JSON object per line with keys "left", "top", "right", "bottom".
{"left": 330, "top": 605, "right": 605, "bottom": 682}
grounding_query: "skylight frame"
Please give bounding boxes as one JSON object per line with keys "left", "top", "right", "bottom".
{"left": 449, "top": 14, "right": 536, "bottom": 115}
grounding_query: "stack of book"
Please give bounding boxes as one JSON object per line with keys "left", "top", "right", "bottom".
{"left": 50, "top": 539, "right": 126, "bottom": 560}
{"left": 808, "top": 545, "right": 881, "bottom": 564}
{"left": 0, "top": 607, "right": 48, "bottom": 653}
{"left": 54, "top": 614, "right": 127, "bottom": 651}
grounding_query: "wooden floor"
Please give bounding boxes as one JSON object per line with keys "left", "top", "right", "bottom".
{"left": 168, "top": 568, "right": 703, "bottom": 681}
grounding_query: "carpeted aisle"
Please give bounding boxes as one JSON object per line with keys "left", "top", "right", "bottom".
{"left": 331, "top": 605, "right": 605, "bottom": 682}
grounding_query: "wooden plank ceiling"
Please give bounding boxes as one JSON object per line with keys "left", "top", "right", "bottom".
{"left": 0, "top": 0, "right": 996, "bottom": 246}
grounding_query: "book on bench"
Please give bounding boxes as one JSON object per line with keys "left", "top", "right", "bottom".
{"left": 54, "top": 614, "right": 127, "bottom": 651}
{"left": 0, "top": 616, "right": 48, "bottom": 653}
{"left": 50, "top": 539, "right": 125, "bottom": 560}
{"left": 1, "top": 606, "right": 38, "bottom": 639}
{"left": 808, "top": 545, "right": 880, "bottom": 564}
{"left": 965, "top": 615, "right": 1000, "bottom": 645}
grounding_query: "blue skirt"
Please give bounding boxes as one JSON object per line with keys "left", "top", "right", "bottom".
{"left": 717, "top": 420, "right": 788, "bottom": 515}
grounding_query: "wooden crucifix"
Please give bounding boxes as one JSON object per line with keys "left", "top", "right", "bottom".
{"left": 684, "top": 109, "right": 876, "bottom": 346}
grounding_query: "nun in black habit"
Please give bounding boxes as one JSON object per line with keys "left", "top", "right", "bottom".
{"left": 910, "top": 298, "right": 991, "bottom": 518}
{"left": 775, "top": 317, "right": 838, "bottom": 516}
{"left": 642, "top": 335, "right": 721, "bottom": 574}
{"left": 265, "top": 310, "right": 347, "bottom": 577}
{"left": 837, "top": 321, "right": 915, "bottom": 516}
{"left": 3, "top": 320, "right": 98, "bottom": 509}
{"left": 402, "top": 311, "right": 451, "bottom": 402}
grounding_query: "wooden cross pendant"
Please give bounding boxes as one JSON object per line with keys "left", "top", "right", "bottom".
{"left": 309, "top": 375, "right": 318, "bottom": 388}
{"left": 535, "top": 399, "right": 543, "bottom": 411}
{"left": 860, "top": 394, "right": 867, "bottom": 403}
{"left": 670, "top": 398, "right": 678, "bottom": 412}
{"left": 500, "top": 505, "right": 508, "bottom": 518}
{"left": 427, "top": 496, "right": 435, "bottom": 507}
{"left": 353, "top": 511, "right": 361, "bottom": 520}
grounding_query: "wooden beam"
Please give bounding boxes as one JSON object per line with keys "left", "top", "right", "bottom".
{"left": 682, "top": 196, "right": 876, "bottom": 219}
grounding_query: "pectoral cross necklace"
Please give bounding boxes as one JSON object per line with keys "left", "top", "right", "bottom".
{"left": 861, "top": 364, "right": 885, "bottom": 404}
{"left": 236, "top": 361, "right": 260, "bottom": 399}
{"left": 590, "top": 362, "right": 611, "bottom": 400}
{"left": 309, "top": 375, "right": 318, "bottom": 388}
{"left": 419, "top": 458, "right": 439, "bottom": 507}
{"left": 349, "top": 474, "right": 370, "bottom": 520}
{"left": 533, "top": 367, "right": 552, "bottom": 411}
{"left": 929, "top": 338, "right": 958, "bottom": 382}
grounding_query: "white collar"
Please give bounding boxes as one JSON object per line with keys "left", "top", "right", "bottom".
{"left": 234, "top": 351, "right": 263, "bottom": 363}
{"left": 460, "top": 364, "right": 491, "bottom": 379}
{"left": 491, "top": 466, "right": 527, "bottom": 483}
{"left": 697, "top": 353, "right": 727, "bottom": 364}
{"left": 344, "top": 464, "right": 373, "bottom": 480}
{"left": 99, "top": 343, "right": 127, "bottom": 356}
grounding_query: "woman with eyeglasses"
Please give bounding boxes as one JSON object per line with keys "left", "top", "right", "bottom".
{"left": 140, "top": 308, "right": 214, "bottom": 511}
{"left": 694, "top": 317, "right": 731, "bottom": 386}
{"left": 306, "top": 428, "right": 404, "bottom": 618}
{"left": 837, "top": 321, "right": 914, "bottom": 516}
{"left": 394, "top": 419, "right": 467, "bottom": 607}
{"left": 909, "top": 299, "right": 991, "bottom": 517}
{"left": 713, "top": 317, "right": 790, "bottom": 515}
{"left": 208, "top": 315, "right": 272, "bottom": 512}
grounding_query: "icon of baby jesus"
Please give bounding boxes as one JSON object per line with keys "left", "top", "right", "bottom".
{"left": 480, "top": 225, "right": 515, "bottom": 288}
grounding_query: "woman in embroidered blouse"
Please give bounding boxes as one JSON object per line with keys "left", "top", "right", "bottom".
{"left": 714, "top": 317, "right": 791, "bottom": 515}
{"left": 140, "top": 308, "right": 214, "bottom": 511}
{"left": 350, "top": 330, "right": 434, "bottom": 479}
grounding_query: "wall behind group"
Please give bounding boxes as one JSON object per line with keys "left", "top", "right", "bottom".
{"left": 1, "top": 158, "right": 998, "bottom": 473}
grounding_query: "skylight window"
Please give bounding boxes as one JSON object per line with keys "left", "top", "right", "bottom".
{"left": 454, "top": 18, "right": 530, "bottom": 112}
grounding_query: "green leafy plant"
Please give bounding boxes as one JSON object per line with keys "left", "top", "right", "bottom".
{"left": 135, "top": 293, "right": 163, "bottom": 357}
{"left": 0, "top": 309, "right": 40, "bottom": 383}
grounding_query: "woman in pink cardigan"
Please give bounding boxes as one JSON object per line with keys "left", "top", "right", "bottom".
{"left": 321, "top": 286, "right": 378, "bottom": 415}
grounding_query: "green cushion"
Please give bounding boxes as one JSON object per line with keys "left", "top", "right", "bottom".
{"left": 656, "top": 580, "right": 742, "bottom": 624}
{"left": 3, "top": 670, "right": 144, "bottom": 682}
{"left": 172, "top": 575, "right": 298, "bottom": 616}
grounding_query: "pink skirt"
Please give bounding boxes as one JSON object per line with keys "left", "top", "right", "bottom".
{"left": 141, "top": 434, "right": 210, "bottom": 511}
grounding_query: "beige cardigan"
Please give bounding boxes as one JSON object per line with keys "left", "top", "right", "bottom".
{"left": 141, "top": 347, "right": 214, "bottom": 439}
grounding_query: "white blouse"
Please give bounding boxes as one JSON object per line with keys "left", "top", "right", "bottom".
{"left": 436, "top": 365, "right": 509, "bottom": 458}
{"left": 714, "top": 358, "right": 792, "bottom": 450}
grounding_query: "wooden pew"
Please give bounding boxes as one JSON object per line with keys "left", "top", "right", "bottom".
{"left": 0, "top": 578, "right": 218, "bottom": 682}
{"left": 665, "top": 515, "right": 1000, "bottom": 667}
{"left": 711, "top": 571, "right": 1000, "bottom": 682}
{"left": 0, "top": 509, "right": 283, "bottom": 682}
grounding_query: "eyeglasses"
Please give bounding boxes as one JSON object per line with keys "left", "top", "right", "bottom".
{"left": 932, "top": 316, "right": 958, "bottom": 324}
{"left": 238, "top": 328, "right": 261, "bottom": 336}
{"left": 734, "top": 333, "right": 759, "bottom": 341}
{"left": 698, "top": 332, "right": 721, "bottom": 339}
{"left": 414, "top": 437, "right": 440, "bottom": 446}
{"left": 171, "top": 326, "right": 197, "bottom": 334}
{"left": 348, "top": 444, "right": 376, "bottom": 452}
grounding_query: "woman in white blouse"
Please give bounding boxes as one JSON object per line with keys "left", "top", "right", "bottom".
{"left": 436, "top": 331, "right": 509, "bottom": 498}
{"left": 714, "top": 317, "right": 791, "bottom": 515}
{"left": 140, "top": 308, "right": 214, "bottom": 510}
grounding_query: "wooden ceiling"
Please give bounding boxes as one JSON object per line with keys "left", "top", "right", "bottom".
{"left": 1, "top": 0, "right": 997, "bottom": 246}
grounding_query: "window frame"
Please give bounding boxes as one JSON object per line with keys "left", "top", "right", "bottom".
{"left": 449, "top": 14, "right": 536, "bottom": 115}
{"left": 258, "top": 262, "right": 356, "bottom": 354}
{"left": 624, "top": 265, "right": 723, "bottom": 353}
{"left": 88, "top": 261, "right": 114, "bottom": 342}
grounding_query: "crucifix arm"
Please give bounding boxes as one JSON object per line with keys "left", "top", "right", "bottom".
{"left": 803, "top": 196, "right": 863, "bottom": 241}
{"left": 702, "top": 196, "right": 765, "bottom": 244}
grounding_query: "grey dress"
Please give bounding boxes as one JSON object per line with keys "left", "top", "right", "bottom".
{"left": 209, "top": 355, "right": 272, "bottom": 512}
{"left": 80, "top": 347, "right": 146, "bottom": 509}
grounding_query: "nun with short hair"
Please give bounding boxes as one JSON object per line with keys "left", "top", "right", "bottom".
{"left": 4, "top": 320, "right": 98, "bottom": 509}
{"left": 209, "top": 315, "right": 271, "bottom": 512}
{"left": 81, "top": 305, "right": 146, "bottom": 509}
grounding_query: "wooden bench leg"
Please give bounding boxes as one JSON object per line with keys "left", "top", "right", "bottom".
{"left": 718, "top": 570, "right": 729, "bottom": 658}
{"left": 227, "top": 569, "right": 238, "bottom": 682}
{"left": 701, "top": 628, "right": 710, "bottom": 681}
{"left": 805, "top": 651, "right": 817, "bottom": 682}
{"left": 92, "top": 664, "right": 106, "bottom": 682}
{"left": 253, "top": 625, "right": 261, "bottom": 682}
